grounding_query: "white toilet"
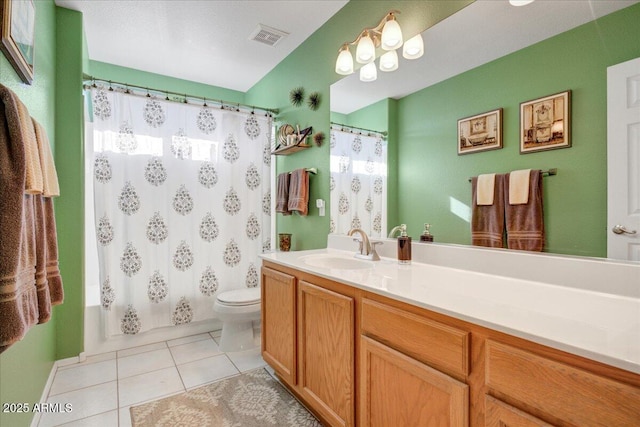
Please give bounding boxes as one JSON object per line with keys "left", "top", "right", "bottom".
{"left": 213, "top": 287, "right": 261, "bottom": 352}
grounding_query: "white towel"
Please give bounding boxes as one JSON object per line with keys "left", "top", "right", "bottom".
{"left": 509, "top": 169, "right": 531, "bottom": 205}
{"left": 476, "top": 173, "right": 496, "bottom": 206}
{"left": 33, "top": 119, "right": 60, "bottom": 197}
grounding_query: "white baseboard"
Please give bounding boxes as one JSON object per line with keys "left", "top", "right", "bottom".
{"left": 30, "top": 355, "right": 84, "bottom": 427}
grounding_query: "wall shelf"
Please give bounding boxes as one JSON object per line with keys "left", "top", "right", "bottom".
{"left": 272, "top": 142, "right": 312, "bottom": 156}
{"left": 272, "top": 125, "right": 313, "bottom": 156}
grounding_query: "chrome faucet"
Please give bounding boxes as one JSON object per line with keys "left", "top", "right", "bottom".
{"left": 347, "top": 228, "right": 381, "bottom": 261}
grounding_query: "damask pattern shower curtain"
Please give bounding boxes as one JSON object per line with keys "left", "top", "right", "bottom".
{"left": 329, "top": 129, "right": 387, "bottom": 238}
{"left": 90, "top": 88, "right": 272, "bottom": 336}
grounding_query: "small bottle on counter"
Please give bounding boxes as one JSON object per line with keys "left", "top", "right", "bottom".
{"left": 419, "top": 223, "right": 434, "bottom": 243}
{"left": 396, "top": 224, "right": 412, "bottom": 265}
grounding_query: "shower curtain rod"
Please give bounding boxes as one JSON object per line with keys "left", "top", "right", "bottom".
{"left": 331, "top": 121, "right": 388, "bottom": 138}
{"left": 82, "top": 74, "right": 279, "bottom": 116}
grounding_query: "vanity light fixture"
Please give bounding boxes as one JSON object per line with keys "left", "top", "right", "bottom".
{"left": 509, "top": 0, "right": 535, "bottom": 6}
{"left": 380, "top": 15, "right": 403, "bottom": 50}
{"left": 335, "top": 44, "right": 354, "bottom": 75}
{"left": 335, "top": 10, "right": 424, "bottom": 82}
{"left": 360, "top": 62, "right": 378, "bottom": 82}
{"left": 356, "top": 31, "right": 376, "bottom": 64}
{"left": 379, "top": 50, "right": 399, "bottom": 72}
{"left": 402, "top": 34, "right": 424, "bottom": 59}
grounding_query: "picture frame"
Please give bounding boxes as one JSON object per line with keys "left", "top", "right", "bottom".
{"left": 520, "top": 90, "right": 571, "bottom": 154}
{"left": 458, "top": 108, "right": 502, "bottom": 155}
{"left": 1, "top": 0, "right": 36, "bottom": 85}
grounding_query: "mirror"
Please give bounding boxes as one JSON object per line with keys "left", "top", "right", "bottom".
{"left": 330, "top": 0, "right": 640, "bottom": 261}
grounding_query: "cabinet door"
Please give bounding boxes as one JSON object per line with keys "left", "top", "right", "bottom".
{"left": 261, "top": 267, "right": 296, "bottom": 386}
{"left": 485, "top": 395, "right": 554, "bottom": 427}
{"left": 486, "top": 340, "right": 640, "bottom": 426}
{"left": 299, "top": 281, "right": 355, "bottom": 427}
{"left": 360, "top": 336, "right": 469, "bottom": 427}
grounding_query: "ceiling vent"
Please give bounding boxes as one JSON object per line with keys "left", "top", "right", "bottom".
{"left": 249, "top": 24, "right": 289, "bottom": 47}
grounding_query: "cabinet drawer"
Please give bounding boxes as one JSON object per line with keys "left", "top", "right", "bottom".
{"left": 485, "top": 340, "right": 640, "bottom": 426}
{"left": 361, "top": 298, "right": 469, "bottom": 377}
{"left": 485, "top": 395, "right": 554, "bottom": 427}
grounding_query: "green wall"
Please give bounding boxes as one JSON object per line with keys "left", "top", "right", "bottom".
{"left": 0, "top": 1, "right": 58, "bottom": 426}
{"left": 340, "top": 98, "right": 388, "bottom": 130}
{"left": 54, "top": 7, "right": 85, "bottom": 359}
{"left": 246, "top": 0, "right": 472, "bottom": 250}
{"left": 396, "top": 3, "right": 640, "bottom": 257}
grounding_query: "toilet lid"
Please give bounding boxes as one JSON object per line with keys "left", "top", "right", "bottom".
{"left": 217, "top": 288, "right": 261, "bottom": 306}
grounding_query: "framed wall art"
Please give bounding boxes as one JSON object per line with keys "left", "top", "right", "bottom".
{"left": 458, "top": 108, "right": 502, "bottom": 155}
{"left": 520, "top": 90, "right": 571, "bottom": 154}
{"left": 1, "top": 0, "right": 36, "bottom": 84}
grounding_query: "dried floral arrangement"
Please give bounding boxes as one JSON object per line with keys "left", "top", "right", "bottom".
{"left": 289, "top": 87, "right": 305, "bottom": 107}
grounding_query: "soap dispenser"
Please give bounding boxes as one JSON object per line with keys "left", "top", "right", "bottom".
{"left": 389, "top": 224, "right": 411, "bottom": 265}
{"left": 420, "top": 223, "right": 434, "bottom": 243}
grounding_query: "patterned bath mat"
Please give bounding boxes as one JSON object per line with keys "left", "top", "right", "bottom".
{"left": 130, "top": 368, "right": 322, "bottom": 426}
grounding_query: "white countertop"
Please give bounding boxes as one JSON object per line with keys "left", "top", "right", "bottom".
{"left": 260, "top": 245, "right": 640, "bottom": 375}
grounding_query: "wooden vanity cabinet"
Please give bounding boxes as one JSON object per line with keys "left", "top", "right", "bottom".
{"left": 262, "top": 261, "right": 640, "bottom": 427}
{"left": 261, "top": 267, "right": 297, "bottom": 387}
{"left": 298, "top": 281, "right": 355, "bottom": 427}
{"left": 484, "top": 395, "right": 553, "bottom": 427}
{"left": 360, "top": 297, "right": 470, "bottom": 427}
{"left": 360, "top": 335, "right": 468, "bottom": 426}
{"left": 485, "top": 340, "right": 640, "bottom": 426}
{"left": 261, "top": 264, "right": 356, "bottom": 427}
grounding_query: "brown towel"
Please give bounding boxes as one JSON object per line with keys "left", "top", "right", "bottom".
{"left": 275, "top": 172, "right": 291, "bottom": 215}
{"left": 33, "top": 118, "right": 60, "bottom": 197}
{"left": 33, "top": 195, "right": 52, "bottom": 324}
{"left": 0, "top": 85, "right": 40, "bottom": 353}
{"left": 504, "top": 170, "right": 544, "bottom": 251}
{"left": 288, "top": 169, "right": 309, "bottom": 216}
{"left": 44, "top": 197, "right": 64, "bottom": 306}
{"left": 471, "top": 174, "right": 505, "bottom": 248}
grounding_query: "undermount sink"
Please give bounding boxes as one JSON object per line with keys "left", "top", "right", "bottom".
{"left": 300, "top": 254, "right": 373, "bottom": 270}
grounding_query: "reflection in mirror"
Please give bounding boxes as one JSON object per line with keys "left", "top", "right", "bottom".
{"left": 330, "top": 0, "right": 640, "bottom": 262}
{"left": 329, "top": 123, "right": 388, "bottom": 239}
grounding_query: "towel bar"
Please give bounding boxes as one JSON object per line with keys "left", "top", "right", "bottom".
{"left": 289, "top": 168, "right": 317, "bottom": 175}
{"left": 468, "top": 168, "right": 556, "bottom": 182}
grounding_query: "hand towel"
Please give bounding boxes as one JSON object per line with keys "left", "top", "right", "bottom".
{"left": 508, "top": 169, "right": 531, "bottom": 205}
{"left": 476, "top": 173, "right": 496, "bottom": 205}
{"left": 32, "top": 118, "right": 60, "bottom": 197}
{"left": 288, "top": 168, "right": 309, "bottom": 216}
{"left": 44, "top": 197, "right": 64, "bottom": 305}
{"left": 33, "top": 195, "right": 52, "bottom": 324}
{"left": 275, "top": 172, "right": 291, "bottom": 215}
{"left": 504, "top": 170, "right": 544, "bottom": 252}
{"left": 471, "top": 174, "right": 505, "bottom": 248}
{"left": 16, "top": 98, "right": 43, "bottom": 194}
{"left": 0, "top": 84, "right": 40, "bottom": 353}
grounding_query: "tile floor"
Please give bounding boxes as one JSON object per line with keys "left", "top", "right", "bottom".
{"left": 38, "top": 331, "right": 266, "bottom": 427}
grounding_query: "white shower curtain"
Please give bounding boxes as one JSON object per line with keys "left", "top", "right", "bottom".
{"left": 90, "top": 87, "right": 272, "bottom": 336}
{"left": 330, "top": 128, "right": 387, "bottom": 238}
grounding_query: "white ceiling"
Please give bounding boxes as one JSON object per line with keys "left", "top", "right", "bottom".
{"left": 55, "top": 0, "right": 638, "bottom": 110}
{"left": 331, "top": 0, "right": 639, "bottom": 114}
{"left": 55, "top": 0, "right": 348, "bottom": 92}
